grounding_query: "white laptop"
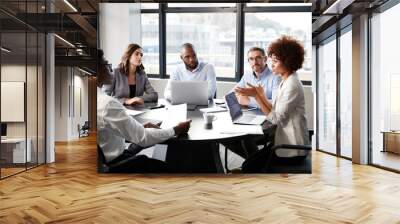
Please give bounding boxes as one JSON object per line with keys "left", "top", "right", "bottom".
{"left": 224, "top": 92, "right": 266, "bottom": 125}
{"left": 170, "top": 81, "right": 209, "bottom": 106}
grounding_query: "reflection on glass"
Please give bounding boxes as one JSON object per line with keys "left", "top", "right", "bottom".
{"left": 27, "top": 31, "right": 38, "bottom": 169}
{"left": 141, "top": 14, "right": 159, "bottom": 75}
{"left": 318, "top": 38, "right": 337, "bottom": 154}
{"left": 371, "top": 3, "right": 400, "bottom": 171}
{"left": 1, "top": 31, "right": 27, "bottom": 177}
{"left": 244, "top": 12, "right": 312, "bottom": 81}
{"left": 166, "top": 13, "right": 236, "bottom": 78}
{"left": 340, "top": 29, "right": 352, "bottom": 158}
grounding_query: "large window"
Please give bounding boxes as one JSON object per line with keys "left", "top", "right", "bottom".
{"left": 141, "top": 13, "right": 159, "bottom": 75}
{"left": 317, "top": 36, "right": 337, "bottom": 155}
{"left": 244, "top": 12, "right": 311, "bottom": 81}
{"left": 166, "top": 13, "right": 236, "bottom": 78}
{"left": 139, "top": 3, "right": 311, "bottom": 82}
{"left": 339, "top": 28, "right": 352, "bottom": 158}
{"left": 371, "top": 3, "right": 400, "bottom": 171}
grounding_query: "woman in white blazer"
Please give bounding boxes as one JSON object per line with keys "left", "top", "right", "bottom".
{"left": 236, "top": 36, "right": 309, "bottom": 157}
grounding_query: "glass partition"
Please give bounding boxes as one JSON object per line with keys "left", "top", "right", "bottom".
{"left": 317, "top": 36, "right": 337, "bottom": 155}
{"left": 339, "top": 28, "right": 352, "bottom": 158}
{"left": 0, "top": 1, "right": 46, "bottom": 179}
{"left": 370, "top": 3, "right": 400, "bottom": 171}
{"left": 1, "top": 30, "right": 28, "bottom": 177}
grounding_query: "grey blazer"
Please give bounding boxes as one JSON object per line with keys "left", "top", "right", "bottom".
{"left": 104, "top": 67, "right": 158, "bottom": 103}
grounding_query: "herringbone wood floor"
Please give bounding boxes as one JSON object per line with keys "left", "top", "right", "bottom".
{"left": 1, "top": 135, "right": 400, "bottom": 223}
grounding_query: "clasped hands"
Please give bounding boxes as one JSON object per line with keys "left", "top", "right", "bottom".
{"left": 125, "top": 97, "right": 144, "bottom": 106}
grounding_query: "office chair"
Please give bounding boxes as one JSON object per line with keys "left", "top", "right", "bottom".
{"left": 224, "top": 123, "right": 277, "bottom": 173}
{"left": 79, "top": 121, "right": 90, "bottom": 138}
{"left": 241, "top": 130, "right": 313, "bottom": 173}
{"left": 97, "top": 145, "right": 148, "bottom": 173}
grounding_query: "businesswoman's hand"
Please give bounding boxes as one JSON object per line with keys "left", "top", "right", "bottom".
{"left": 125, "top": 97, "right": 144, "bottom": 106}
{"left": 236, "top": 83, "right": 272, "bottom": 115}
{"left": 235, "top": 83, "right": 264, "bottom": 98}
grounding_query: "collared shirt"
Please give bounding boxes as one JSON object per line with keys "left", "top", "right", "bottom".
{"left": 164, "top": 62, "right": 217, "bottom": 100}
{"left": 97, "top": 87, "right": 175, "bottom": 163}
{"left": 235, "top": 66, "right": 282, "bottom": 108}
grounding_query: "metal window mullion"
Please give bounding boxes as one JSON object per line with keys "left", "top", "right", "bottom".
{"left": 336, "top": 27, "right": 341, "bottom": 157}
{"left": 36, "top": 0, "right": 39, "bottom": 167}
{"left": 0, "top": 20, "right": 2, "bottom": 179}
{"left": 367, "top": 11, "right": 373, "bottom": 165}
{"left": 243, "top": 6, "right": 312, "bottom": 13}
{"left": 25, "top": 0, "right": 28, "bottom": 171}
{"left": 316, "top": 45, "right": 319, "bottom": 150}
{"left": 159, "top": 3, "right": 166, "bottom": 79}
{"left": 235, "top": 3, "right": 244, "bottom": 82}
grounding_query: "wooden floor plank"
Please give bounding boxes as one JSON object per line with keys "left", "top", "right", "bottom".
{"left": 0, "top": 135, "right": 400, "bottom": 223}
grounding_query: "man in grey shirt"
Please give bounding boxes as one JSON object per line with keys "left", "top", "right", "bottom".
{"left": 164, "top": 43, "right": 217, "bottom": 100}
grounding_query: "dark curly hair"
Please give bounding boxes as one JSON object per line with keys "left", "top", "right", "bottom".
{"left": 267, "top": 36, "right": 305, "bottom": 74}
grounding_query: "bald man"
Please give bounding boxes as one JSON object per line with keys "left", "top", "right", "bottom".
{"left": 164, "top": 43, "right": 217, "bottom": 100}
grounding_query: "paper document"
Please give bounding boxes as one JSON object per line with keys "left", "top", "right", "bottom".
{"left": 199, "top": 107, "right": 227, "bottom": 113}
{"left": 126, "top": 109, "right": 145, "bottom": 117}
{"left": 220, "top": 124, "right": 263, "bottom": 135}
{"left": 161, "top": 104, "right": 187, "bottom": 129}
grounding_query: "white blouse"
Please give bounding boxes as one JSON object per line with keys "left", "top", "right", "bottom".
{"left": 266, "top": 73, "right": 310, "bottom": 157}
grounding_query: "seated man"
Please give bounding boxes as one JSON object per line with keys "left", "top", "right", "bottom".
{"left": 164, "top": 43, "right": 217, "bottom": 100}
{"left": 97, "top": 50, "right": 191, "bottom": 173}
{"left": 222, "top": 47, "right": 281, "bottom": 163}
{"left": 235, "top": 47, "right": 281, "bottom": 108}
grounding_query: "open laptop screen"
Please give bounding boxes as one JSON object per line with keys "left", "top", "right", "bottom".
{"left": 225, "top": 92, "right": 243, "bottom": 121}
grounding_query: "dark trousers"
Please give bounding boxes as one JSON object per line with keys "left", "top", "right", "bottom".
{"left": 221, "top": 135, "right": 270, "bottom": 159}
{"left": 109, "top": 143, "right": 170, "bottom": 173}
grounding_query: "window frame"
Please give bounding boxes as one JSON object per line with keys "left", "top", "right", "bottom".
{"left": 141, "top": 3, "right": 312, "bottom": 85}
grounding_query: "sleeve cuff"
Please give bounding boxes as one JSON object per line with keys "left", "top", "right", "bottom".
{"left": 168, "top": 128, "right": 175, "bottom": 137}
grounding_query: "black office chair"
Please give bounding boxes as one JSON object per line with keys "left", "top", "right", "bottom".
{"left": 224, "top": 124, "right": 277, "bottom": 173}
{"left": 79, "top": 121, "right": 90, "bottom": 138}
{"left": 241, "top": 129, "right": 313, "bottom": 174}
{"left": 97, "top": 145, "right": 147, "bottom": 173}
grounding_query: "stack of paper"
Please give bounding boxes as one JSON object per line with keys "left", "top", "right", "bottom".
{"left": 161, "top": 104, "right": 187, "bottom": 129}
{"left": 125, "top": 109, "right": 145, "bottom": 117}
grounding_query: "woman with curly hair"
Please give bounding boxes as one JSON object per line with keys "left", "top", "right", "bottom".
{"left": 236, "top": 36, "right": 309, "bottom": 157}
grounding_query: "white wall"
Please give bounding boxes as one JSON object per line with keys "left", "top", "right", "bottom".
{"left": 149, "top": 78, "right": 314, "bottom": 129}
{"left": 99, "top": 3, "right": 141, "bottom": 68}
{"left": 54, "top": 67, "right": 89, "bottom": 141}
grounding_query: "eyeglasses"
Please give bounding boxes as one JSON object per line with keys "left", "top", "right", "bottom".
{"left": 248, "top": 56, "right": 264, "bottom": 62}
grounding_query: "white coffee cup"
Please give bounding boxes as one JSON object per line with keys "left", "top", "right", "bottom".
{"left": 203, "top": 113, "right": 217, "bottom": 125}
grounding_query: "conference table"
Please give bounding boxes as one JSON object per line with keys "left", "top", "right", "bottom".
{"left": 127, "top": 99, "right": 276, "bottom": 173}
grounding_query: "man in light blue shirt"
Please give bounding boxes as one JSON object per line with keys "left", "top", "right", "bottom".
{"left": 235, "top": 47, "right": 281, "bottom": 108}
{"left": 164, "top": 43, "right": 217, "bottom": 100}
